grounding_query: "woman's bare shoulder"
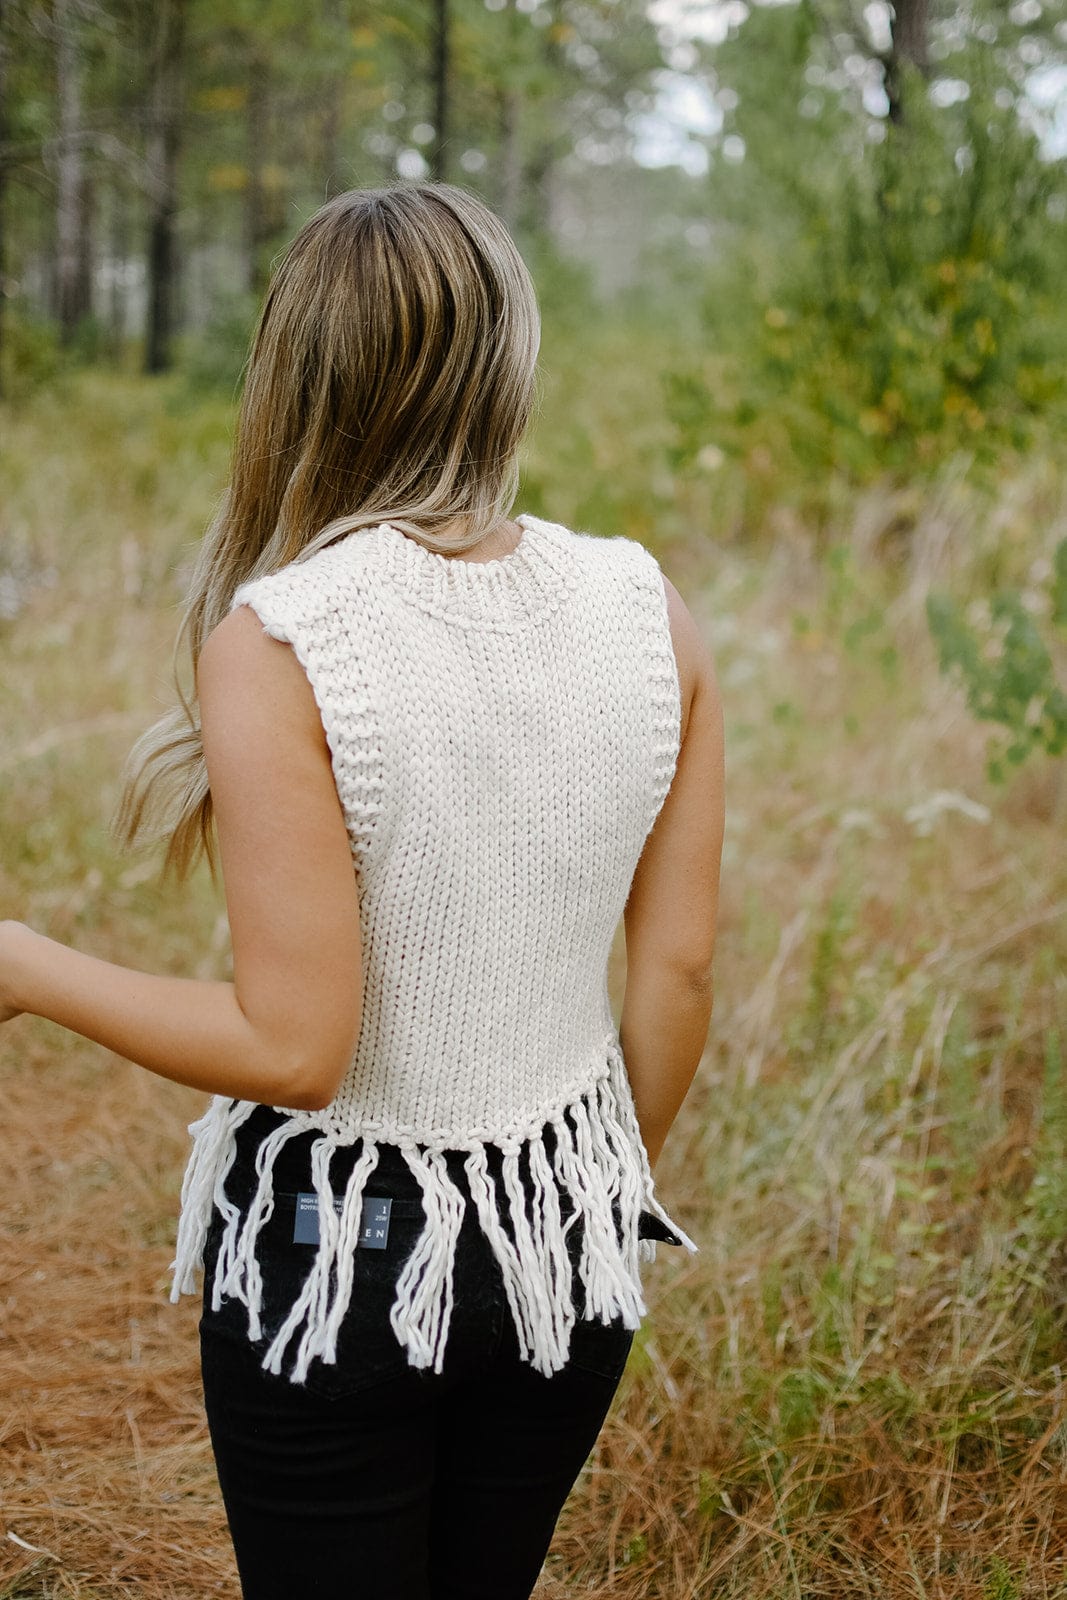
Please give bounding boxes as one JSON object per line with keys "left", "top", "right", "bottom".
{"left": 198, "top": 600, "right": 280, "bottom": 683}
{"left": 661, "top": 572, "right": 719, "bottom": 743}
{"left": 198, "top": 604, "right": 326, "bottom": 749}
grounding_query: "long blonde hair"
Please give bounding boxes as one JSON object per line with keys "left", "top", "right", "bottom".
{"left": 115, "top": 181, "right": 542, "bottom": 879}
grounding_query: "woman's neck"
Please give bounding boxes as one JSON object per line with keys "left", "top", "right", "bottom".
{"left": 426, "top": 515, "right": 523, "bottom": 563}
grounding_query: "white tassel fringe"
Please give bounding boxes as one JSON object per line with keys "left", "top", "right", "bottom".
{"left": 168, "top": 1096, "right": 258, "bottom": 1300}
{"left": 389, "top": 1148, "right": 467, "bottom": 1373}
{"left": 169, "top": 1055, "right": 697, "bottom": 1385}
{"left": 262, "top": 1136, "right": 380, "bottom": 1380}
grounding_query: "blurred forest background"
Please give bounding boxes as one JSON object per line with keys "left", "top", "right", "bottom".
{"left": 2, "top": 1, "right": 1067, "bottom": 1597}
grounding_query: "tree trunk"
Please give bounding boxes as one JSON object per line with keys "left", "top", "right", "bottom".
{"left": 497, "top": 0, "right": 522, "bottom": 231}
{"left": 75, "top": 166, "right": 94, "bottom": 329}
{"left": 144, "top": 0, "right": 186, "bottom": 375}
{"left": 108, "top": 180, "right": 129, "bottom": 360}
{"left": 499, "top": 86, "right": 522, "bottom": 232}
{"left": 318, "top": 0, "right": 346, "bottom": 198}
{"left": 431, "top": 0, "right": 448, "bottom": 182}
{"left": 54, "top": 0, "right": 88, "bottom": 343}
{"left": 244, "top": 48, "right": 269, "bottom": 293}
{"left": 525, "top": 0, "right": 569, "bottom": 233}
{"left": 885, "top": 0, "right": 929, "bottom": 126}
{"left": 0, "top": 0, "right": 8, "bottom": 393}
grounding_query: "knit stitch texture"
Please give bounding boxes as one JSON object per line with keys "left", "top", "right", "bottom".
{"left": 169, "top": 513, "right": 698, "bottom": 1383}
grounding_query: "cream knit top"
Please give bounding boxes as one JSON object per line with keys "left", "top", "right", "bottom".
{"left": 169, "top": 512, "right": 697, "bottom": 1384}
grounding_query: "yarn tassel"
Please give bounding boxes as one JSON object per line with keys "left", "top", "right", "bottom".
{"left": 168, "top": 1096, "right": 259, "bottom": 1301}
{"left": 499, "top": 1144, "right": 573, "bottom": 1368}
{"left": 463, "top": 1142, "right": 545, "bottom": 1366}
{"left": 526, "top": 1133, "right": 577, "bottom": 1357}
{"left": 389, "top": 1147, "right": 467, "bottom": 1373}
{"left": 604, "top": 1041, "right": 699, "bottom": 1260}
{"left": 262, "top": 1134, "right": 380, "bottom": 1381}
{"left": 169, "top": 1050, "right": 698, "bottom": 1388}
{"left": 315, "top": 1142, "right": 384, "bottom": 1364}
{"left": 548, "top": 1094, "right": 644, "bottom": 1325}
{"left": 213, "top": 1117, "right": 309, "bottom": 1338}
{"left": 464, "top": 1055, "right": 697, "bottom": 1377}
{"left": 461, "top": 1066, "right": 658, "bottom": 1379}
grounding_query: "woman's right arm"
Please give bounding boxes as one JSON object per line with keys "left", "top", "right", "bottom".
{"left": 619, "top": 574, "right": 724, "bottom": 1172}
{"left": 0, "top": 607, "right": 364, "bottom": 1111}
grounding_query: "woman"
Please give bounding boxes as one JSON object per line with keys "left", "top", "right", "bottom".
{"left": 0, "top": 182, "right": 724, "bottom": 1599}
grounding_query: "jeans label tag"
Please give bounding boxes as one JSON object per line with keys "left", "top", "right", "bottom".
{"left": 293, "top": 1193, "right": 392, "bottom": 1249}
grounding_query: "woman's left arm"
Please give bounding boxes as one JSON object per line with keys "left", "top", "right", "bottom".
{"left": 0, "top": 605, "right": 364, "bottom": 1112}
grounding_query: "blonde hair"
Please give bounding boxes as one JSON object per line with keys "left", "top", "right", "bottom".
{"left": 115, "top": 181, "right": 542, "bottom": 879}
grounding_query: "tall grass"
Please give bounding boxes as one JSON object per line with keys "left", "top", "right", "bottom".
{"left": 1, "top": 358, "right": 1065, "bottom": 1598}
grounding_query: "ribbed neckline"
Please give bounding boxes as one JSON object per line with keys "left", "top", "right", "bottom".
{"left": 370, "top": 513, "right": 577, "bottom": 630}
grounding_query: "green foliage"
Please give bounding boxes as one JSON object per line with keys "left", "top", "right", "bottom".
{"left": 1022, "top": 1028, "right": 1067, "bottom": 1248}
{"left": 982, "top": 1557, "right": 1023, "bottom": 1600}
{"left": 824, "top": 544, "right": 898, "bottom": 681}
{"left": 800, "top": 883, "right": 855, "bottom": 1060}
{"left": 65, "top": 313, "right": 114, "bottom": 367}
{"left": 666, "top": 3, "right": 1067, "bottom": 533}
{"left": 174, "top": 293, "right": 259, "bottom": 400}
{"left": 5, "top": 0, "right": 672, "bottom": 383}
{"left": 620, "top": 1532, "right": 648, "bottom": 1566}
{"left": 776, "top": 1364, "right": 832, "bottom": 1440}
{"left": 927, "top": 537, "right": 1067, "bottom": 780}
{"left": 0, "top": 314, "right": 65, "bottom": 400}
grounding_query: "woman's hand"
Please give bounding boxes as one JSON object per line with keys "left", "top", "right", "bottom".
{"left": 0, "top": 920, "right": 29, "bottom": 1023}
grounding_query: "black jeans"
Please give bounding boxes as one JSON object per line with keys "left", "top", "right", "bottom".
{"left": 198, "top": 1105, "right": 644, "bottom": 1600}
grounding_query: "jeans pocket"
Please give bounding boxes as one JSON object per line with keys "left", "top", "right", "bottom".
{"left": 565, "top": 1315, "right": 637, "bottom": 1383}
{"left": 295, "top": 1232, "right": 429, "bottom": 1399}
{"left": 197, "top": 1312, "right": 418, "bottom": 1411}
{"left": 200, "top": 1190, "right": 431, "bottom": 1400}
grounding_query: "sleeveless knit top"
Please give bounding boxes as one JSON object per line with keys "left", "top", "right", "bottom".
{"left": 168, "top": 512, "right": 698, "bottom": 1384}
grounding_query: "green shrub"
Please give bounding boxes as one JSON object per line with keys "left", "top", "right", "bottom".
{"left": 173, "top": 290, "right": 259, "bottom": 401}
{"left": 927, "top": 537, "right": 1067, "bottom": 780}
{"left": 0, "top": 312, "right": 65, "bottom": 400}
{"left": 665, "top": 5, "right": 1067, "bottom": 535}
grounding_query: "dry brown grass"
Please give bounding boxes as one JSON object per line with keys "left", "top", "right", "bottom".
{"left": 2, "top": 372, "right": 1066, "bottom": 1598}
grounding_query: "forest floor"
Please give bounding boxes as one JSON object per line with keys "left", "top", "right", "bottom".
{"left": 1, "top": 368, "right": 1066, "bottom": 1598}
